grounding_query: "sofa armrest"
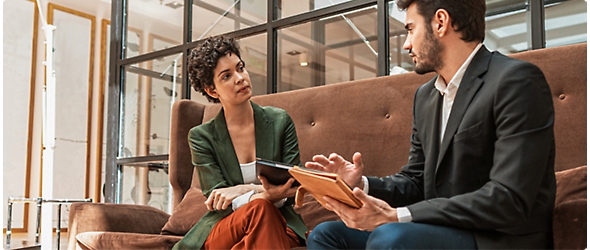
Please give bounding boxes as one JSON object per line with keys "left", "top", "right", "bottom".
{"left": 553, "top": 199, "right": 587, "bottom": 250}
{"left": 67, "top": 203, "right": 170, "bottom": 250}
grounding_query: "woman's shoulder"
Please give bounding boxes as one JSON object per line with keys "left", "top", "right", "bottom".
{"left": 258, "top": 104, "right": 288, "bottom": 115}
{"left": 254, "top": 103, "right": 293, "bottom": 122}
{"left": 189, "top": 117, "right": 217, "bottom": 136}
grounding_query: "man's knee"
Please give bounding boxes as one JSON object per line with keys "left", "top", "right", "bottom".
{"left": 366, "top": 223, "right": 412, "bottom": 249}
{"left": 307, "top": 221, "right": 343, "bottom": 243}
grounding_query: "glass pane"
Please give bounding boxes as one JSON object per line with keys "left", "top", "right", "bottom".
{"left": 189, "top": 33, "right": 268, "bottom": 104}
{"left": 3, "top": 0, "right": 35, "bottom": 230}
{"left": 388, "top": 1, "right": 412, "bottom": 74}
{"left": 484, "top": 1, "right": 528, "bottom": 54}
{"left": 127, "top": 0, "right": 183, "bottom": 58}
{"left": 278, "top": 6, "right": 378, "bottom": 89}
{"left": 278, "top": 0, "right": 352, "bottom": 19}
{"left": 192, "top": 0, "right": 267, "bottom": 41}
{"left": 120, "top": 164, "right": 172, "bottom": 213}
{"left": 544, "top": 0, "right": 587, "bottom": 48}
{"left": 120, "top": 54, "right": 182, "bottom": 158}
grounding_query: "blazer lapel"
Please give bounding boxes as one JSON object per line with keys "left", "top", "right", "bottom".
{"left": 212, "top": 109, "right": 243, "bottom": 185}
{"left": 424, "top": 79, "right": 443, "bottom": 166}
{"left": 252, "top": 102, "right": 275, "bottom": 161}
{"left": 436, "top": 46, "right": 491, "bottom": 168}
{"left": 423, "top": 80, "right": 443, "bottom": 196}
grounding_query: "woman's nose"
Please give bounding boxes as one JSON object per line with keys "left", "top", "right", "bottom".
{"left": 235, "top": 73, "right": 244, "bottom": 84}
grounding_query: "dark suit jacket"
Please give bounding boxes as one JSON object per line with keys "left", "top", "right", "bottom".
{"left": 367, "top": 46, "right": 556, "bottom": 249}
{"left": 173, "top": 101, "right": 308, "bottom": 250}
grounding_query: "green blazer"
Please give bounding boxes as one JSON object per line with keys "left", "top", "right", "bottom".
{"left": 173, "top": 101, "right": 308, "bottom": 250}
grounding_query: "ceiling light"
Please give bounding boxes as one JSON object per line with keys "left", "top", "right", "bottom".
{"left": 165, "top": 1, "right": 183, "bottom": 9}
{"left": 299, "top": 52, "right": 308, "bottom": 67}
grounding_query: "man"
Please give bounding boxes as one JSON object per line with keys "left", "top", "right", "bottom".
{"left": 305, "top": 0, "right": 556, "bottom": 249}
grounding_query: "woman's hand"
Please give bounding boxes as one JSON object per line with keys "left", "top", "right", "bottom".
{"left": 250, "top": 175, "right": 298, "bottom": 203}
{"left": 205, "top": 184, "right": 255, "bottom": 211}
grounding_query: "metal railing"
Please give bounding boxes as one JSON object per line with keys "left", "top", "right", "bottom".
{"left": 6, "top": 197, "right": 92, "bottom": 249}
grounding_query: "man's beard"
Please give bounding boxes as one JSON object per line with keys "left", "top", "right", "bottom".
{"left": 414, "top": 25, "right": 444, "bottom": 75}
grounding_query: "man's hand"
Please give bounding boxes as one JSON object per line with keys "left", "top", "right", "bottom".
{"left": 205, "top": 184, "right": 254, "bottom": 211}
{"left": 250, "top": 175, "right": 298, "bottom": 203}
{"left": 305, "top": 152, "right": 365, "bottom": 189}
{"left": 323, "top": 187, "right": 399, "bottom": 231}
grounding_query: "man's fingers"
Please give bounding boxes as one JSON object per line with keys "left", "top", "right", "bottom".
{"left": 352, "top": 152, "right": 363, "bottom": 168}
{"left": 324, "top": 196, "right": 355, "bottom": 225}
{"left": 304, "top": 161, "right": 325, "bottom": 170}
{"left": 312, "top": 154, "right": 331, "bottom": 165}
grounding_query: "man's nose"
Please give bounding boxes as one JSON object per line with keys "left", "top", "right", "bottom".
{"left": 403, "top": 36, "right": 411, "bottom": 52}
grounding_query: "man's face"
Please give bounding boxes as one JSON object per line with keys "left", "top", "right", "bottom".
{"left": 403, "top": 3, "right": 444, "bottom": 74}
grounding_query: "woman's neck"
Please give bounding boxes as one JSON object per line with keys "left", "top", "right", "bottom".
{"left": 223, "top": 100, "right": 254, "bottom": 125}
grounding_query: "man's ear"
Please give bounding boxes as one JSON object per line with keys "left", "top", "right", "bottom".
{"left": 433, "top": 8, "right": 451, "bottom": 37}
{"left": 204, "top": 86, "right": 219, "bottom": 99}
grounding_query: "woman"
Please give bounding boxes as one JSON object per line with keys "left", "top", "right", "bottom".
{"left": 172, "top": 35, "right": 307, "bottom": 249}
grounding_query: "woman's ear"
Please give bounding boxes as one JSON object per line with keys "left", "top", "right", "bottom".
{"left": 204, "top": 87, "right": 219, "bottom": 99}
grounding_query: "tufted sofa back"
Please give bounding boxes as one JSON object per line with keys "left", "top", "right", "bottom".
{"left": 168, "top": 43, "right": 587, "bottom": 208}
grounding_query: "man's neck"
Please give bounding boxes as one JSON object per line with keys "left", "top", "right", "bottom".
{"left": 437, "top": 42, "right": 480, "bottom": 85}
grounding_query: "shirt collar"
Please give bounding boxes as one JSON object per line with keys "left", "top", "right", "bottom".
{"left": 435, "top": 43, "right": 483, "bottom": 95}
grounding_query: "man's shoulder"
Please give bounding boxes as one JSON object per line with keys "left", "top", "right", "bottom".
{"left": 489, "top": 50, "right": 540, "bottom": 70}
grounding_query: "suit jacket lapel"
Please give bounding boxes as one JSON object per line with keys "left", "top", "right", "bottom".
{"left": 424, "top": 79, "right": 443, "bottom": 167}
{"left": 212, "top": 108, "right": 243, "bottom": 185}
{"left": 252, "top": 102, "right": 275, "bottom": 161}
{"left": 436, "top": 46, "right": 491, "bottom": 168}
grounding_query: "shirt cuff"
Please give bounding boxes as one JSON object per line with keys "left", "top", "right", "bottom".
{"left": 274, "top": 198, "right": 287, "bottom": 208}
{"left": 397, "top": 207, "right": 412, "bottom": 222}
{"left": 362, "top": 176, "right": 369, "bottom": 194}
{"left": 232, "top": 190, "right": 255, "bottom": 211}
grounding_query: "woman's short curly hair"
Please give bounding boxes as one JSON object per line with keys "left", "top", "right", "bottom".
{"left": 187, "top": 35, "right": 242, "bottom": 103}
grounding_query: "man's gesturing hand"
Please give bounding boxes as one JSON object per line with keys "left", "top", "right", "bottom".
{"left": 305, "top": 152, "right": 365, "bottom": 189}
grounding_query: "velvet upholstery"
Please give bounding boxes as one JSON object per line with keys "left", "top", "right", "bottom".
{"left": 160, "top": 187, "right": 209, "bottom": 236}
{"left": 67, "top": 203, "right": 170, "bottom": 249}
{"left": 67, "top": 43, "right": 587, "bottom": 249}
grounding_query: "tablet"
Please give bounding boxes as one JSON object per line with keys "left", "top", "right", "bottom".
{"left": 255, "top": 158, "right": 300, "bottom": 186}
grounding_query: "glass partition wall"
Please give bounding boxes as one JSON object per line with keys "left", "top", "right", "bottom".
{"left": 104, "top": 0, "right": 587, "bottom": 206}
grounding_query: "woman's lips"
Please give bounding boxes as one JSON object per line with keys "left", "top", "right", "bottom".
{"left": 238, "top": 86, "right": 250, "bottom": 93}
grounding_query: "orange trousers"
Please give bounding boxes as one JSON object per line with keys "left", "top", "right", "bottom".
{"left": 203, "top": 198, "right": 301, "bottom": 249}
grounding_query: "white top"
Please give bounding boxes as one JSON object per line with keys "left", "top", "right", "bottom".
{"left": 231, "top": 161, "right": 286, "bottom": 211}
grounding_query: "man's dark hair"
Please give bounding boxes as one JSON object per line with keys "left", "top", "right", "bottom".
{"left": 187, "top": 35, "right": 242, "bottom": 103}
{"left": 396, "top": 0, "right": 486, "bottom": 43}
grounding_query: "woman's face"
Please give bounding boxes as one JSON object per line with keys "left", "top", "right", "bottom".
{"left": 207, "top": 52, "right": 252, "bottom": 105}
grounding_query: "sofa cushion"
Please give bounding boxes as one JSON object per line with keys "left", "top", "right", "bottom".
{"left": 552, "top": 199, "right": 587, "bottom": 249}
{"left": 554, "top": 165, "right": 586, "bottom": 206}
{"left": 76, "top": 231, "right": 183, "bottom": 250}
{"left": 160, "top": 187, "right": 209, "bottom": 236}
{"left": 294, "top": 192, "right": 340, "bottom": 230}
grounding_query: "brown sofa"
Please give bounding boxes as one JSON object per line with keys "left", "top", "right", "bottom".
{"left": 68, "top": 43, "right": 587, "bottom": 249}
